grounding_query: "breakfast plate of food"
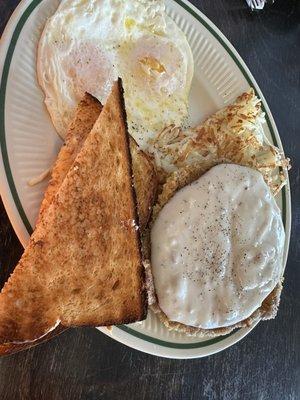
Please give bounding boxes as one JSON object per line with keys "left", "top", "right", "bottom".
{"left": 0, "top": 0, "right": 291, "bottom": 359}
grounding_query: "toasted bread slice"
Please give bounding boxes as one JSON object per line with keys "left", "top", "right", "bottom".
{"left": 130, "top": 137, "right": 157, "bottom": 230}
{"left": 38, "top": 93, "right": 103, "bottom": 220}
{"left": 0, "top": 94, "right": 102, "bottom": 354}
{"left": 0, "top": 79, "right": 147, "bottom": 344}
{"left": 39, "top": 94, "right": 156, "bottom": 230}
{"left": 147, "top": 163, "right": 282, "bottom": 337}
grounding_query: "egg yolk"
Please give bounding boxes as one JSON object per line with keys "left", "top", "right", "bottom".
{"left": 125, "top": 17, "right": 136, "bottom": 29}
{"left": 139, "top": 56, "right": 166, "bottom": 75}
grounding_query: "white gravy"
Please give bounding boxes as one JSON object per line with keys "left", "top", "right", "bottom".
{"left": 151, "top": 164, "right": 285, "bottom": 329}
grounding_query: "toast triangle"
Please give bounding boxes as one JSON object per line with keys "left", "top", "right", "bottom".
{"left": 0, "top": 79, "right": 147, "bottom": 343}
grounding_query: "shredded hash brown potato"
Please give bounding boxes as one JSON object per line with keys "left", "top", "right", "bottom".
{"left": 151, "top": 89, "right": 290, "bottom": 195}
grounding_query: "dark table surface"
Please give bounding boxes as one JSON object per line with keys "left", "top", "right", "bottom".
{"left": 0, "top": 0, "right": 299, "bottom": 399}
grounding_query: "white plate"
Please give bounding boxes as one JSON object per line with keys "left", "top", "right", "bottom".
{"left": 0, "top": 0, "right": 291, "bottom": 359}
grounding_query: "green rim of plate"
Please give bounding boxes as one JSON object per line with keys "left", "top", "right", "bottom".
{"left": 0, "top": 0, "right": 287, "bottom": 350}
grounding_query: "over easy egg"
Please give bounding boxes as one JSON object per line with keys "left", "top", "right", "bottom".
{"left": 37, "top": 0, "right": 194, "bottom": 148}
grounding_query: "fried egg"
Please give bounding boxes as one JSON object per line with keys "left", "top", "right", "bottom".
{"left": 37, "top": 0, "right": 194, "bottom": 147}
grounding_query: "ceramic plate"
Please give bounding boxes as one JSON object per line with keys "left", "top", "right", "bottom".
{"left": 0, "top": 0, "right": 291, "bottom": 359}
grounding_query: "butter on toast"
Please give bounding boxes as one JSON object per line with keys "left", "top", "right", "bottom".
{"left": 0, "top": 79, "right": 147, "bottom": 344}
